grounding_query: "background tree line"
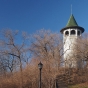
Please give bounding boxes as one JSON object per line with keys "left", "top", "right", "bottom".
{"left": 0, "top": 29, "right": 88, "bottom": 88}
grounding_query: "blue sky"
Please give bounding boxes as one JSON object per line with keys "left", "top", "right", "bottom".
{"left": 0, "top": 0, "right": 88, "bottom": 34}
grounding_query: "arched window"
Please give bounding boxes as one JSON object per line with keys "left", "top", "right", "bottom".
{"left": 65, "top": 31, "right": 69, "bottom": 36}
{"left": 71, "top": 30, "right": 76, "bottom": 35}
{"left": 77, "top": 31, "right": 80, "bottom": 35}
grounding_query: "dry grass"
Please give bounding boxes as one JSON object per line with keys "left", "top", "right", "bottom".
{"left": 69, "top": 82, "right": 88, "bottom": 88}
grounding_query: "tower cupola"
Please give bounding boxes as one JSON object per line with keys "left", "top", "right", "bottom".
{"left": 60, "top": 14, "right": 84, "bottom": 35}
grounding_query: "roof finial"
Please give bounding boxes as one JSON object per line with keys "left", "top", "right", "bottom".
{"left": 71, "top": 4, "right": 72, "bottom": 15}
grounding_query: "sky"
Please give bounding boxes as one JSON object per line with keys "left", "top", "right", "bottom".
{"left": 0, "top": 0, "right": 88, "bottom": 34}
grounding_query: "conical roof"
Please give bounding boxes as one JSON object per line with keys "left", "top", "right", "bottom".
{"left": 66, "top": 14, "right": 78, "bottom": 27}
{"left": 60, "top": 14, "right": 84, "bottom": 33}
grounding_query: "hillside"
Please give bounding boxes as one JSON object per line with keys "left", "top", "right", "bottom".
{"left": 69, "top": 82, "right": 88, "bottom": 88}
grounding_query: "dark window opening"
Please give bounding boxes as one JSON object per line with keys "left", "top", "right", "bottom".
{"left": 71, "top": 30, "right": 75, "bottom": 35}
{"left": 65, "top": 31, "right": 69, "bottom": 36}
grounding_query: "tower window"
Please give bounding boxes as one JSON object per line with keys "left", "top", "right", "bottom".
{"left": 77, "top": 31, "right": 80, "bottom": 35}
{"left": 65, "top": 31, "right": 69, "bottom": 36}
{"left": 71, "top": 30, "right": 75, "bottom": 35}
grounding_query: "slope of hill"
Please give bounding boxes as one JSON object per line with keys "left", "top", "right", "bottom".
{"left": 69, "top": 82, "right": 88, "bottom": 88}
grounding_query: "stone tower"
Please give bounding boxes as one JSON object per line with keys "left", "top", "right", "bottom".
{"left": 60, "top": 14, "right": 84, "bottom": 68}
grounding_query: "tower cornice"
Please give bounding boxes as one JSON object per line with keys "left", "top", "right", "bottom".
{"left": 60, "top": 26, "right": 84, "bottom": 34}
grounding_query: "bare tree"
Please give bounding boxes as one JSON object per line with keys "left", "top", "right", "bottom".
{"left": 77, "top": 33, "right": 88, "bottom": 68}
{"left": 29, "top": 29, "right": 64, "bottom": 88}
{"left": 0, "top": 29, "right": 30, "bottom": 88}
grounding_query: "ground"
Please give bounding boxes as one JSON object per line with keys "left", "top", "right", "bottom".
{"left": 68, "top": 82, "right": 88, "bottom": 88}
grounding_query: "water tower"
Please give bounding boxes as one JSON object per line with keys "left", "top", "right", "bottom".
{"left": 60, "top": 14, "right": 84, "bottom": 68}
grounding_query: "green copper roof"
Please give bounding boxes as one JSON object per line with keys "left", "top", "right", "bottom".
{"left": 66, "top": 14, "right": 78, "bottom": 27}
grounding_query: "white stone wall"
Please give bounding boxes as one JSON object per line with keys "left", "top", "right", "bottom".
{"left": 63, "top": 28, "right": 82, "bottom": 68}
